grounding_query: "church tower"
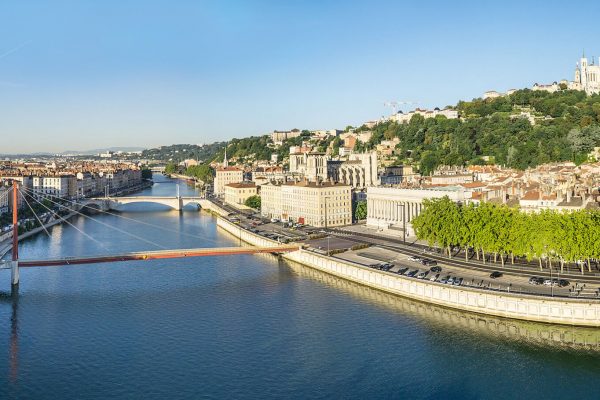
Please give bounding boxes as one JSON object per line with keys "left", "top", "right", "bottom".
{"left": 223, "top": 147, "right": 229, "bottom": 168}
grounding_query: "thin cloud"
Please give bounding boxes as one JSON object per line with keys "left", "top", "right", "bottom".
{"left": 0, "top": 40, "right": 31, "bottom": 60}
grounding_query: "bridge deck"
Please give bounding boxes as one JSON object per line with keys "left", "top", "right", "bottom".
{"left": 18, "top": 245, "right": 300, "bottom": 267}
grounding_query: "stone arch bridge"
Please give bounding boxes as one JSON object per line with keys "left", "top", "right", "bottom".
{"left": 85, "top": 196, "right": 214, "bottom": 212}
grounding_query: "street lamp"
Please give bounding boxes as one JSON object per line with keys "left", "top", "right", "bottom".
{"left": 396, "top": 203, "right": 406, "bottom": 243}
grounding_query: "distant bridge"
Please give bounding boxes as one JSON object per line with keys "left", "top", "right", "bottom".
{"left": 86, "top": 196, "right": 212, "bottom": 211}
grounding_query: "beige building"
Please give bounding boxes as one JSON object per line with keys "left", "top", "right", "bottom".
{"left": 214, "top": 167, "right": 244, "bottom": 197}
{"left": 224, "top": 182, "right": 258, "bottom": 205}
{"left": 289, "top": 152, "right": 328, "bottom": 182}
{"left": 260, "top": 181, "right": 352, "bottom": 227}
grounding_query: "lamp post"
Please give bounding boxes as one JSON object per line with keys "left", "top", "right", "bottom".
{"left": 396, "top": 203, "right": 406, "bottom": 243}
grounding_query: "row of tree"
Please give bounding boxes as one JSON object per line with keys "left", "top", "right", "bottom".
{"left": 411, "top": 197, "right": 600, "bottom": 274}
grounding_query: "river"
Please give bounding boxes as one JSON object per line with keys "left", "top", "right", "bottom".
{"left": 1, "top": 174, "right": 599, "bottom": 399}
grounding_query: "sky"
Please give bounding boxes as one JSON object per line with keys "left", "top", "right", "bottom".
{"left": 1, "top": 0, "right": 599, "bottom": 153}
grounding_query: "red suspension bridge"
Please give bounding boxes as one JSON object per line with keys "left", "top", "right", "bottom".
{"left": 1, "top": 181, "right": 299, "bottom": 291}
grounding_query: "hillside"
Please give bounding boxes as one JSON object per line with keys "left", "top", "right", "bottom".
{"left": 141, "top": 142, "right": 226, "bottom": 163}
{"left": 145, "top": 89, "right": 600, "bottom": 173}
{"left": 359, "top": 89, "right": 600, "bottom": 173}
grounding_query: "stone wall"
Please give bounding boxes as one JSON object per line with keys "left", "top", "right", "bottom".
{"left": 283, "top": 249, "right": 600, "bottom": 327}
{"left": 217, "top": 216, "right": 600, "bottom": 326}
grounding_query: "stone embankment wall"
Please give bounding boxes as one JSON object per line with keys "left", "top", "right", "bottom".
{"left": 217, "top": 216, "right": 600, "bottom": 326}
{"left": 216, "top": 217, "right": 280, "bottom": 247}
{"left": 284, "top": 250, "right": 600, "bottom": 327}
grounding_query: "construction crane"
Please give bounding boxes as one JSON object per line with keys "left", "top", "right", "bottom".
{"left": 383, "top": 100, "right": 419, "bottom": 116}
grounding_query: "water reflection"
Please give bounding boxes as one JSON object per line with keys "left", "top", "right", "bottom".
{"left": 281, "top": 259, "right": 600, "bottom": 351}
{"left": 0, "top": 291, "right": 19, "bottom": 382}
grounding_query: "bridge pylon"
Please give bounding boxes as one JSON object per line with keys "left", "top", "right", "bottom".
{"left": 10, "top": 180, "right": 19, "bottom": 293}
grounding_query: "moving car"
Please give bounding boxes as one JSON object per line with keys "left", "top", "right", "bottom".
{"left": 408, "top": 256, "right": 421, "bottom": 262}
{"left": 430, "top": 266, "right": 442, "bottom": 273}
{"left": 489, "top": 271, "right": 503, "bottom": 279}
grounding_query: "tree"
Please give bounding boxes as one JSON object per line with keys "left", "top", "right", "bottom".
{"left": 164, "top": 162, "right": 178, "bottom": 174}
{"left": 354, "top": 200, "right": 367, "bottom": 220}
{"left": 186, "top": 164, "right": 213, "bottom": 183}
{"left": 244, "top": 195, "right": 261, "bottom": 210}
{"left": 141, "top": 168, "right": 153, "bottom": 180}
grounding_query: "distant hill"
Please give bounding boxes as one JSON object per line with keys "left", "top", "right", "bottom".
{"left": 141, "top": 142, "right": 227, "bottom": 163}
{"left": 61, "top": 146, "right": 146, "bottom": 155}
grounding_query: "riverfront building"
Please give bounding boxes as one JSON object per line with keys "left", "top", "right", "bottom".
{"left": 214, "top": 167, "right": 244, "bottom": 198}
{"left": 260, "top": 181, "right": 352, "bottom": 227}
{"left": 366, "top": 186, "right": 471, "bottom": 237}
{"left": 32, "top": 175, "right": 77, "bottom": 199}
{"left": 224, "top": 182, "right": 258, "bottom": 206}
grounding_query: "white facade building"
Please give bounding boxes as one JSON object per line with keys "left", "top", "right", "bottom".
{"left": 366, "top": 186, "right": 471, "bottom": 237}
{"left": 32, "top": 175, "right": 77, "bottom": 199}
{"left": 570, "top": 55, "right": 600, "bottom": 95}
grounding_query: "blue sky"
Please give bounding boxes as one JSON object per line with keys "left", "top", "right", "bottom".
{"left": 1, "top": 0, "right": 599, "bottom": 153}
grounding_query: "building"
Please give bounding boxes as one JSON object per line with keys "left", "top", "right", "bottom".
{"left": 214, "top": 167, "right": 244, "bottom": 197}
{"left": 32, "top": 175, "right": 77, "bottom": 199}
{"left": 327, "top": 151, "right": 379, "bottom": 188}
{"left": 570, "top": 54, "right": 600, "bottom": 95}
{"left": 271, "top": 129, "right": 302, "bottom": 144}
{"left": 379, "top": 165, "right": 416, "bottom": 185}
{"left": 0, "top": 186, "right": 9, "bottom": 215}
{"left": 260, "top": 181, "right": 352, "bottom": 227}
{"left": 289, "top": 152, "right": 328, "bottom": 182}
{"left": 224, "top": 182, "right": 258, "bottom": 206}
{"left": 389, "top": 107, "right": 458, "bottom": 124}
{"left": 366, "top": 186, "right": 471, "bottom": 237}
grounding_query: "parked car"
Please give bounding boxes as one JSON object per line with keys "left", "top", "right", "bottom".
{"left": 408, "top": 256, "right": 421, "bottom": 262}
{"left": 407, "top": 270, "right": 418, "bottom": 277}
{"left": 489, "top": 271, "right": 503, "bottom": 279}
{"left": 430, "top": 273, "right": 440, "bottom": 282}
{"left": 430, "top": 266, "right": 442, "bottom": 273}
{"left": 440, "top": 275, "right": 450, "bottom": 284}
{"left": 558, "top": 279, "right": 570, "bottom": 287}
{"left": 543, "top": 279, "right": 553, "bottom": 286}
{"left": 270, "top": 218, "right": 280, "bottom": 223}
{"left": 417, "top": 271, "right": 428, "bottom": 279}
{"left": 453, "top": 277, "right": 463, "bottom": 286}
{"left": 398, "top": 268, "right": 409, "bottom": 275}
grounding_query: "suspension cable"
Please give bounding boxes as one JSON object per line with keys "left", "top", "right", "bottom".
{"left": 21, "top": 187, "right": 166, "bottom": 250}
{"left": 18, "top": 190, "right": 52, "bottom": 239}
{"left": 22, "top": 189, "right": 109, "bottom": 250}
{"left": 33, "top": 191, "right": 222, "bottom": 245}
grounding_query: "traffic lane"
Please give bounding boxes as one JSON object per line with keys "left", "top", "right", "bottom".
{"left": 305, "top": 236, "right": 357, "bottom": 252}
{"left": 331, "top": 230, "right": 600, "bottom": 285}
{"left": 347, "top": 246, "right": 576, "bottom": 297}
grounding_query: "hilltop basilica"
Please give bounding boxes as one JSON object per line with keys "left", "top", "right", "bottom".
{"left": 570, "top": 54, "right": 600, "bottom": 94}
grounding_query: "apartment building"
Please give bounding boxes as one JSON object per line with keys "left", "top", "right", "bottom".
{"left": 214, "top": 167, "right": 244, "bottom": 197}
{"left": 32, "top": 175, "right": 77, "bottom": 199}
{"left": 224, "top": 182, "right": 258, "bottom": 205}
{"left": 260, "top": 181, "right": 351, "bottom": 227}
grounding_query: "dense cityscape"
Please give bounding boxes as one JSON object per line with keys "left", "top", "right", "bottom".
{"left": 2, "top": 1, "right": 600, "bottom": 399}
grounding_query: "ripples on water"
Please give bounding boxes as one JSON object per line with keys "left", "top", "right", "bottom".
{"left": 0, "top": 176, "right": 599, "bottom": 399}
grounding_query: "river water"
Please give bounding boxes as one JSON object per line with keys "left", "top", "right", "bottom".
{"left": 1, "top": 175, "right": 599, "bottom": 399}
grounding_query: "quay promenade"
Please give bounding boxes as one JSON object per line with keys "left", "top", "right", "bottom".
{"left": 216, "top": 216, "right": 600, "bottom": 327}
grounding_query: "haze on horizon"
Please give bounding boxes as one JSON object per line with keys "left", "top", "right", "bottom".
{"left": 1, "top": 0, "right": 599, "bottom": 154}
